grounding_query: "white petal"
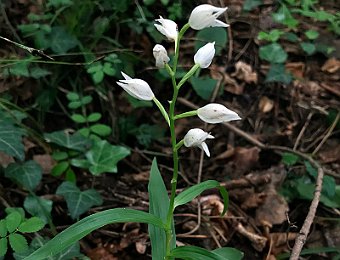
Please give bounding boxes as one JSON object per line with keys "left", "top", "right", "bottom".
{"left": 189, "top": 4, "right": 228, "bottom": 30}
{"left": 197, "top": 103, "right": 241, "bottom": 124}
{"left": 194, "top": 42, "right": 215, "bottom": 68}
{"left": 154, "top": 16, "right": 178, "bottom": 41}
{"left": 121, "top": 71, "right": 132, "bottom": 80}
{"left": 200, "top": 142, "right": 210, "bottom": 157}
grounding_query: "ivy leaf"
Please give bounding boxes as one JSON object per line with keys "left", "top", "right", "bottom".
{"left": 5, "top": 160, "right": 42, "bottom": 190}
{"left": 85, "top": 140, "right": 130, "bottom": 175}
{"left": 265, "top": 64, "right": 292, "bottom": 84}
{"left": 191, "top": 76, "right": 218, "bottom": 100}
{"left": 44, "top": 131, "right": 92, "bottom": 151}
{"left": 24, "top": 195, "right": 53, "bottom": 225}
{"left": 49, "top": 26, "right": 78, "bottom": 54}
{"left": 259, "top": 43, "right": 287, "bottom": 63}
{"left": 0, "top": 122, "right": 26, "bottom": 160}
{"left": 56, "top": 181, "right": 103, "bottom": 219}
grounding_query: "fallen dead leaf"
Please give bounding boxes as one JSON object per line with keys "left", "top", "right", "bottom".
{"left": 135, "top": 238, "right": 147, "bottom": 254}
{"left": 33, "top": 154, "right": 54, "bottom": 174}
{"left": 232, "top": 61, "right": 258, "bottom": 84}
{"left": 86, "top": 247, "right": 117, "bottom": 260}
{"left": 286, "top": 62, "right": 305, "bottom": 79}
{"left": 258, "top": 96, "right": 274, "bottom": 113}
{"left": 318, "top": 143, "right": 340, "bottom": 163}
{"left": 321, "top": 57, "right": 340, "bottom": 73}
{"left": 232, "top": 147, "right": 260, "bottom": 176}
{"left": 0, "top": 151, "right": 14, "bottom": 167}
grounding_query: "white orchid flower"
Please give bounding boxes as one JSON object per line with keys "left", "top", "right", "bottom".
{"left": 154, "top": 16, "right": 178, "bottom": 41}
{"left": 197, "top": 103, "right": 241, "bottom": 124}
{"left": 116, "top": 72, "right": 154, "bottom": 101}
{"left": 153, "top": 44, "right": 170, "bottom": 68}
{"left": 184, "top": 128, "right": 215, "bottom": 157}
{"left": 189, "top": 4, "right": 229, "bottom": 30}
{"left": 194, "top": 42, "right": 215, "bottom": 68}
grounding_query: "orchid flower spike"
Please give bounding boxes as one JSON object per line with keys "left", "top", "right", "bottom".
{"left": 184, "top": 128, "right": 215, "bottom": 157}
{"left": 189, "top": 4, "right": 229, "bottom": 30}
{"left": 153, "top": 44, "right": 170, "bottom": 68}
{"left": 154, "top": 16, "right": 178, "bottom": 41}
{"left": 197, "top": 103, "right": 241, "bottom": 124}
{"left": 116, "top": 72, "right": 154, "bottom": 101}
{"left": 194, "top": 42, "right": 215, "bottom": 68}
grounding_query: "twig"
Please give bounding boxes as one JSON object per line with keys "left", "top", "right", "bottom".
{"left": 177, "top": 98, "right": 325, "bottom": 259}
{"left": 0, "top": 35, "right": 54, "bottom": 60}
{"left": 293, "top": 111, "right": 313, "bottom": 151}
{"left": 312, "top": 111, "right": 340, "bottom": 156}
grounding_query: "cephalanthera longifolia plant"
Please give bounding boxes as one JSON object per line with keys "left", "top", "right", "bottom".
{"left": 24, "top": 4, "right": 243, "bottom": 260}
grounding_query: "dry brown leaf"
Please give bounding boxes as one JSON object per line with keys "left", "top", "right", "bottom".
{"left": 33, "top": 154, "right": 54, "bottom": 174}
{"left": 233, "top": 147, "right": 260, "bottom": 175}
{"left": 322, "top": 58, "right": 340, "bottom": 73}
{"left": 319, "top": 143, "right": 340, "bottom": 163}
{"left": 0, "top": 151, "right": 14, "bottom": 168}
{"left": 86, "top": 247, "right": 117, "bottom": 260}
{"left": 135, "top": 238, "right": 147, "bottom": 254}
{"left": 258, "top": 96, "right": 274, "bottom": 113}
{"left": 286, "top": 62, "right": 305, "bottom": 79}
{"left": 210, "top": 64, "right": 244, "bottom": 95}
{"left": 232, "top": 61, "right": 258, "bottom": 84}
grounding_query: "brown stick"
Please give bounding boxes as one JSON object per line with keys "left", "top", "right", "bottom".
{"left": 177, "top": 97, "right": 325, "bottom": 259}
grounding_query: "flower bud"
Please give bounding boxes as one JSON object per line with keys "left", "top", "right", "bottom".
{"left": 154, "top": 16, "right": 178, "bottom": 41}
{"left": 197, "top": 103, "right": 241, "bottom": 124}
{"left": 184, "top": 128, "right": 214, "bottom": 157}
{"left": 153, "top": 44, "right": 170, "bottom": 68}
{"left": 194, "top": 42, "right": 215, "bottom": 68}
{"left": 116, "top": 72, "right": 154, "bottom": 101}
{"left": 189, "top": 4, "right": 229, "bottom": 30}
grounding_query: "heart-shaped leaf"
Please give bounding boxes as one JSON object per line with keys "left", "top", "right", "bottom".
{"left": 44, "top": 131, "right": 92, "bottom": 151}
{"left": 0, "top": 122, "right": 26, "bottom": 160}
{"left": 56, "top": 181, "right": 103, "bottom": 219}
{"left": 5, "top": 160, "right": 42, "bottom": 190}
{"left": 24, "top": 195, "right": 53, "bottom": 225}
{"left": 85, "top": 140, "right": 130, "bottom": 175}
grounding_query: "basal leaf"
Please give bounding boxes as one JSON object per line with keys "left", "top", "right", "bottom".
{"left": 56, "top": 181, "right": 103, "bottom": 219}
{"left": 5, "top": 160, "right": 42, "bottom": 190}
{"left": 0, "top": 122, "right": 26, "bottom": 160}
{"left": 212, "top": 247, "right": 244, "bottom": 260}
{"left": 44, "top": 131, "right": 92, "bottom": 151}
{"left": 170, "top": 246, "right": 226, "bottom": 260}
{"left": 24, "top": 208, "right": 165, "bottom": 260}
{"left": 85, "top": 140, "right": 130, "bottom": 175}
{"left": 148, "top": 158, "right": 174, "bottom": 260}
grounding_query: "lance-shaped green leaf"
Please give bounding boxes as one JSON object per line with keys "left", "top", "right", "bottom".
{"left": 174, "top": 180, "right": 229, "bottom": 215}
{"left": 170, "top": 246, "right": 229, "bottom": 260}
{"left": 85, "top": 140, "right": 130, "bottom": 175}
{"left": 212, "top": 247, "right": 244, "bottom": 260}
{"left": 23, "top": 208, "right": 165, "bottom": 260}
{"left": 148, "top": 158, "right": 175, "bottom": 260}
{"left": 56, "top": 181, "right": 103, "bottom": 219}
{"left": 5, "top": 160, "right": 42, "bottom": 190}
{"left": 0, "top": 122, "right": 26, "bottom": 160}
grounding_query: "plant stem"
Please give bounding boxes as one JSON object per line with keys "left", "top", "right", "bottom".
{"left": 165, "top": 23, "right": 190, "bottom": 259}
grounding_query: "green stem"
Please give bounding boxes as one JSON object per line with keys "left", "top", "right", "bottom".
{"left": 153, "top": 97, "right": 170, "bottom": 126}
{"left": 164, "top": 23, "right": 190, "bottom": 259}
{"left": 174, "top": 110, "right": 197, "bottom": 120}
